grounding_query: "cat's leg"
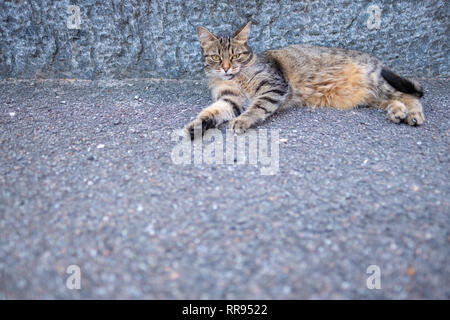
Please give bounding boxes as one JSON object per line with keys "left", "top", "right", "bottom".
{"left": 374, "top": 69, "right": 424, "bottom": 126}
{"left": 184, "top": 95, "right": 244, "bottom": 139}
{"left": 398, "top": 94, "right": 425, "bottom": 126}
{"left": 382, "top": 99, "right": 409, "bottom": 124}
{"left": 230, "top": 90, "right": 288, "bottom": 134}
{"left": 375, "top": 94, "right": 424, "bottom": 126}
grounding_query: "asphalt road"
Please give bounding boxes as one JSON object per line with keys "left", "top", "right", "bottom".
{"left": 0, "top": 78, "right": 449, "bottom": 299}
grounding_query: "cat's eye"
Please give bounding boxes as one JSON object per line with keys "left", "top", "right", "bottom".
{"left": 211, "top": 55, "right": 221, "bottom": 61}
{"left": 232, "top": 54, "right": 240, "bottom": 60}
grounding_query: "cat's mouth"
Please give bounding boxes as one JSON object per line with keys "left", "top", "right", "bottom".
{"left": 222, "top": 70, "right": 241, "bottom": 80}
{"left": 209, "top": 69, "right": 240, "bottom": 80}
{"left": 223, "top": 74, "right": 236, "bottom": 80}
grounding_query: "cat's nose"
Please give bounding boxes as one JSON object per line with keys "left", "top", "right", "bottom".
{"left": 222, "top": 63, "right": 231, "bottom": 73}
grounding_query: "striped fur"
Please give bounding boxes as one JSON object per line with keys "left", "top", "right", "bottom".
{"left": 185, "top": 22, "right": 425, "bottom": 138}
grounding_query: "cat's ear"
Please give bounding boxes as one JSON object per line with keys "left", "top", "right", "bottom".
{"left": 233, "top": 22, "right": 251, "bottom": 43}
{"left": 197, "top": 26, "right": 217, "bottom": 47}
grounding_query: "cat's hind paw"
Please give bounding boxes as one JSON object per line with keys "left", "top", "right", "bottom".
{"left": 406, "top": 110, "right": 424, "bottom": 126}
{"left": 386, "top": 101, "right": 408, "bottom": 124}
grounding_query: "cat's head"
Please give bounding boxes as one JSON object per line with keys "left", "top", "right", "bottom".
{"left": 197, "top": 22, "right": 254, "bottom": 80}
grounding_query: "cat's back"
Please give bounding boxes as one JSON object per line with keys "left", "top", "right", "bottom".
{"left": 263, "top": 44, "right": 380, "bottom": 73}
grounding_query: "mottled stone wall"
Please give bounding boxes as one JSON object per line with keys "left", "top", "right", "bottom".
{"left": 0, "top": 0, "right": 448, "bottom": 79}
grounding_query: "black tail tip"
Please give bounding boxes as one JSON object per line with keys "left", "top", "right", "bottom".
{"left": 415, "top": 85, "right": 424, "bottom": 98}
{"left": 381, "top": 68, "right": 424, "bottom": 98}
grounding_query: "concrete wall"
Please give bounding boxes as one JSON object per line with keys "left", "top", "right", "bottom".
{"left": 0, "top": 0, "right": 448, "bottom": 79}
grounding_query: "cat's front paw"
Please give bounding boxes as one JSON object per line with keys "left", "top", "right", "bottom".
{"left": 229, "top": 116, "right": 252, "bottom": 134}
{"left": 184, "top": 117, "right": 216, "bottom": 140}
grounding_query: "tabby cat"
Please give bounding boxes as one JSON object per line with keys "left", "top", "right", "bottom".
{"left": 185, "top": 22, "right": 424, "bottom": 138}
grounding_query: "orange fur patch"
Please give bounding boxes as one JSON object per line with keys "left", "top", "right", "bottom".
{"left": 294, "top": 63, "right": 369, "bottom": 110}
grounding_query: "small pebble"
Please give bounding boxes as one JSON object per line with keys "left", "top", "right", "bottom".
{"left": 145, "top": 224, "right": 155, "bottom": 235}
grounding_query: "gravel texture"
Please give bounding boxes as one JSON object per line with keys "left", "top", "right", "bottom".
{"left": 0, "top": 0, "right": 449, "bottom": 79}
{"left": 0, "top": 79, "right": 449, "bottom": 299}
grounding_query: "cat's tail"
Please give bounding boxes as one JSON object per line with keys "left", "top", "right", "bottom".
{"left": 381, "top": 68, "right": 423, "bottom": 98}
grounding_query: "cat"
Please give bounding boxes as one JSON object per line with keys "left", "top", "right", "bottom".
{"left": 185, "top": 22, "right": 424, "bottom": 139}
